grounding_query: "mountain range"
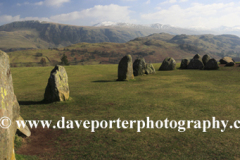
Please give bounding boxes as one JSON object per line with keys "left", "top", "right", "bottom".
{"left": 7, "top": 32, "right": 240, "bottom": 67}
{"left": 1, "top": 20, "right": 234, "bottom": 52}
{"left": 2, "top": 20, "right": 240, "bottom": 65}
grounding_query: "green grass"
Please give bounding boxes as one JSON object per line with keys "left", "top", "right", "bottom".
{"left": 13, "top": 63, "right": 240, "bottom": 159}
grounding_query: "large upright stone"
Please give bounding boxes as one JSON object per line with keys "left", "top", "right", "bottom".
{"left": 180, "top": 59, "right": 189, "bottom": 69}
{"left": 0, "top": 50, "right": 20, "bottom": 160}
{"left": 193, "top": 54, "right": 201, "bottom": 60}
{"left": 202, "top": 54, "right": 211, "bottom": 66}
{"left": 187, "top": 54, "right": 204, "bottom": 69}
{"left": 117, "top": 55, "right": 134, "bottom": 81}
{"left": 159, "top": 57, "right": 176, "bottom": 70}
{"left": 204, "top": 58, "right": 219, "bottom": 70}
{"left": 133, "top": 58, "right": 147, "bottom": 76}
{"left": 44, "top": 65, "right": 70, "bottom": 102}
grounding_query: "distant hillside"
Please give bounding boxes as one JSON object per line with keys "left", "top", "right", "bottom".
{"left": 0, "top": 20, "right": 165, "bottom": 52}
{"left": 10, "top": 33, "right": 237, "bottom": 67}
{"left": 7, "top": 32, "right": 240, "bottom": 67}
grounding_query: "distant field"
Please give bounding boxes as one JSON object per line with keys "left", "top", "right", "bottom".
{"left": 13, "top": 63, "right": 240, "bottom": 159}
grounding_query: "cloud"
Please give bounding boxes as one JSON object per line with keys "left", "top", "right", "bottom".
{"left": 179, "top": 0, "right": 188, "bottom": 2}
{"left": 141, "top": 2, "right": 240, "bottom": 28}
{"left": 121, "top": 0, "right": 137, "bottom": 1}
{"left": 16, "top": 2, "right": 30, "bottom": 6}
{"left": 50, "top": 4, "right": 136, "bottom": 24}
{"left": 35, "top": 1, "right": 44, "bottom": 5}
{"left": 37, "top": 0, "right": 70, "bottom": 7}
{"left": 160, "top": 0, "right": 177, "bottom": 5}
{"left": 0, "top": 15, "right": 21, "bottom": 23}
{"left": 0, "top": 15, "right": 50, "bottom": 24}
{"left": 0, "top": 4, "right": 136, "bottom": 25}
{"left": 146, "top": 0, "right": 151, "bottom": 4}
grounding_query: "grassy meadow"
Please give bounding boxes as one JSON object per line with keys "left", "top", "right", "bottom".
{"left": 13, "top": 63, "right": 240, "bottom": 159}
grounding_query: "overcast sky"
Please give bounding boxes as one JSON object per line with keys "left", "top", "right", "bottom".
{"left": 0, "top": 0, "right": 240, "bottom": 28}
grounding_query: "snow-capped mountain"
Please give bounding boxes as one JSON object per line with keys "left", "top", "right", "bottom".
{"left": 93, "top": 22, "right": 175, "bottom": 30}
{"left": 93, "top": 21, "right": 240, "bottom": 37}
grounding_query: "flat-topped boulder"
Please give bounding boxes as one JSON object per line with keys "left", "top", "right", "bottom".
{"left": 204, "top": 58, "right": 219, "bottom": 70}
{"left": 225, "top": 62, "right": 235, "bottom": 67}
{"left": 133, "top": 58, "right": 147, "bottom": 76}
{"left": 44, "top": 65, "right": 70, "bottom": 102}
{"left": 0, "top": 50, "right": 20, "bottom": 160}
{"left": 159, "top": 57, "right": 176, "bottom": 70}
{"left": 219, "top": 57, "right": 234, "bottom": 64}
{"left": 117, "top": 55, "right": 134, "bottom": 81}
{"left": 202, "top": 54, "right": 211, "bottom": 66}
{"left": 180, "top": 59, "right": 189, "bottom": 69}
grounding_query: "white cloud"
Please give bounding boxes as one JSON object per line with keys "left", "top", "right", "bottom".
{"left": 50, "top": 4, "right": 136, "bottom": 24}
{"left": 44, "top": 0, "right": 70, "bottom": 7}
{"left": 121, "top": 0, "right": 137, "bottom": 1}
{"left": 0, "top": 15, "right": 21, "bottom": 23}
{"left": 35, "top": 1, "right": 44, "bottom": 5}
{"left": 161, "top": 0, "right": 177, "bottom": 5}
{"left": 32, "top": 0, "right": 70, "bottom": 7}
{"left": 146, "top": 0, "right": 151, "bottom": 4}
{"left": 141, "top": 2, "right": 240, "bottom": 28}
{"left": 179, "top": 0, "right": 188, "bottom": 2}
{"left": 0, "top": 4, "right": 136, "bottom": 25}
{"left": 0, "top": 15, "right": 50, "bottom": 24}
{"left": 16, "top": 2, "right": 30, "bottom": 6}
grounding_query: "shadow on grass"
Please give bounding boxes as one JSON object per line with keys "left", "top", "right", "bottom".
{"left": 92, "top": 80, "right": 117, "bottom": 83}
{"left": 18, "top": 100, "right": 51, "bottom": 105}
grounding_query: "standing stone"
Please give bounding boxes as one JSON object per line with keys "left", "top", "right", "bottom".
{"left": 145, "top": 63, "right": 156, "bottom": 75}
{"left": 0, "top": 50, "right": 20, "bottom": 160}
{"left": 117, "top": 55, "right": 134, "bottom": 81}
{"left": 219, "top": 57, "right": 234, "bottom": 64}
{"left": 133, "top": 58, "right": 147, "bottom": 76}
{"left": 44, "top": 65, "right": 70, "bottom": 102}
{"left": 16, "top": 115, "right": 31, "bottom": 137}
{"left": 187, "top": 54, "right": 204, "bottom": 69}
{"left": 159, "top": 57, "right": 176, "bottom": 70}
{"left": 180, "top": 59, "right": 189, "bottom": 69}
{"left": 202, "top": 54, "right": 211, "bottom": 66}
{"left": 204, "top": 58, "right": 219, "bottom": 70}
{"left": 193, "top": 54, "right": 201, "bottom": 60}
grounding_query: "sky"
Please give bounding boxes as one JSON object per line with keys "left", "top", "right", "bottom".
{"left": 0, "top": 0, "right": 240, "bottom": 29}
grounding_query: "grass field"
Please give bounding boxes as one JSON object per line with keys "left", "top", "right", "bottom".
{"left": 13, "top": 63, "right": 240, "bottom": 159}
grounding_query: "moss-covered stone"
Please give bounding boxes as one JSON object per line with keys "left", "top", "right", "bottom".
{"left": 145, "top": 63, "right": 155, "bottom": 75}
{"left": 187, "top": 54, "right": 204, "bottom": 69}
{"left": 117, "top": 55, "right": 134, "bottom": 81}
{"left": 44, "top": 65, "right": 70, "bottom": 102}
{"left": 193, "top": 54, "right": 201, "bottom": 60}
{"left": 0, "top": 50, "right": 20, "bottom": 160}
{"left": 180, "top": 59, "right": 189, "bottom": 69}
{"left": 159, "top": 57, "right": 176, "bottom": 70}
{"left": 133, "top": 58, "right": 147, "bottom": 76}
{"left": 202, "top": 54, "right": 211, "bottom": 66}
{"left": 204, "top": 58, "right": 219, "bottom": 70}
